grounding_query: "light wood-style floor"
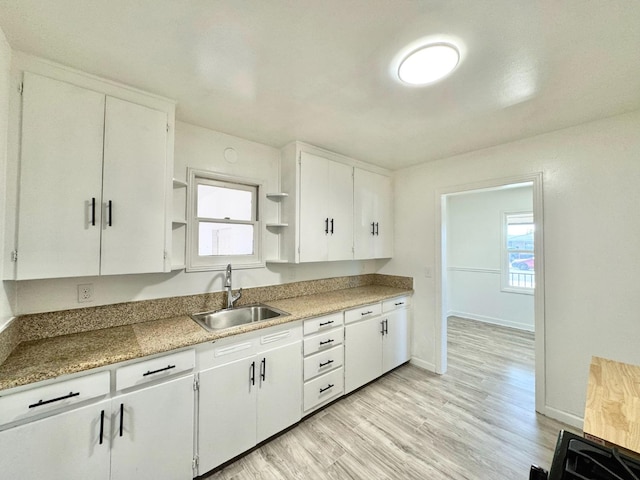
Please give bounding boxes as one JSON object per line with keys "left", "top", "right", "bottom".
{"left": 202, "top": 316, "right": 578, "bottom": 479}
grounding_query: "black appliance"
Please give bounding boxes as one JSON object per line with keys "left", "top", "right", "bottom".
{"left": 530, "top": 430, "right": 640, "bottom": 480}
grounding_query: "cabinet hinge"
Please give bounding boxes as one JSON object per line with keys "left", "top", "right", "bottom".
{"left": 166, "top": 123, "right": 170, "bottom": 132}
{"left": 164, "top": 250, "right": 168, "bottom": 260}
{"left": 193, "top": 376, "right": 200, "bottom": 391}
{"left": 10, "top": 250, "right": 17, "bottom": 262}
{"left": 192, "top": 455, "right": 199, "bottom": 472}
{"left": 18, "top": 83, "right": 23, "bottom": 95}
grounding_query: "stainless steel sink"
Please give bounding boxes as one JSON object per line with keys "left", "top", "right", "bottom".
{"left": 190, "top": 304, "right": 290, "bottom": 332}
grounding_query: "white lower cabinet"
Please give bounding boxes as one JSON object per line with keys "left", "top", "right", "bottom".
{"left": 110, "top": 375, "right": 195, "bottom": 480}
{"left": 0, "top": 398, "right": 111, "bottom": 480}
{"left": 302, "top": 312, "right": 345, "bottom": 414}
{"left": 381, "top": 299, "right": 411, "bottom": 373}
{"left": 0, "top": 351, "right": 195, "bottom": 480}
{"left": 344, "top": 297, "right": 411, "bottom": 394}
{"left": 196, "top": 325, "right": 302, "bottom": 475}
{"left": 344, "top": 314, "right": 384, "bottom": 394}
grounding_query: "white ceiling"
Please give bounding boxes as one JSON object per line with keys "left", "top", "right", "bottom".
{"left": 1, "top": 1, "right": 639, "bottom": 170}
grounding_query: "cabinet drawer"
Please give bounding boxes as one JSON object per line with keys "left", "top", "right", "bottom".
{"left": 382, "top": 296, "right": 410, "bottom": 312}
{"left": 344, "top": 303, "right": 382, "bottom": 324}
{"left": 303, "top": 345, "right": 343, "bottom": 381}
{"left": 303, "top": 312, "right": 343, "bottom": 336}
{"left": 0, "top": 371, "right": 110, "bottom": 426}
{"left": 303, "top": 327, "right": 344, "bottom": 356}
{"left": 260, "top": 324, "right": 302, "bottom": 348}
{"left": 116, "top": 349, "right": 195, "bottom": 391}
{"left": 303, "top": 367, "right": 344, "bottom": 412}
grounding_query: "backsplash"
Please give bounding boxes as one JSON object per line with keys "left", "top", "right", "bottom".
{"left": 0, "top": 274, "right": 412, "bottom": 364}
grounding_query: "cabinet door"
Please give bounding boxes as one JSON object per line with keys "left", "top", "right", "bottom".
{"left": 354, "top": 168, "right": 392, "bottom": 259}
{"left": 198, "top": 356, "right": 257, "bottom": 473}
{"left": 374, "top": 173, "right": 393, "bottom": 258}
{"left": 0, "top": 400, "right": 111, "bottom": 480}
{"left": 382, "top": 309, "right": 410, "bottom": 373}
{"left": 327, "top": 160, "right": 354, "bottom": 261}
{"left": 110, "top": 375, "right": 194, "bottom": 480}
{"left": 101, "top": 96, "right": 168, "bottom": 275}
{"left": 353, "top": 168, "right": 376, "bottom": 259}
{"left": 299, "top": 151, "right": 329, "bottom": 262}
{"left": 17, "top": 72, "right": 105, "bottom": 279}
{"left": 344, "top": 317, "right": 383, "bottom": 394}
{"left": 256, "top": 341, "right": 302, "bottom": 443}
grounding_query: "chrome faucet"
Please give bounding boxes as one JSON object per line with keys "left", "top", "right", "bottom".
{"left": 225, "top": 264, "right": 242, "bottom": 309}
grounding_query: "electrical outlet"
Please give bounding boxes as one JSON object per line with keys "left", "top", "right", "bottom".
{"left": 424, "top": 266, "right": 433, "bottom": 278}
{"left": 78, "top": 284, "right": 94, "bottom": 303}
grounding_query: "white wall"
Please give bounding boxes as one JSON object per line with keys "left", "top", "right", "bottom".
{"left": 383, "top": 109, "right": 640, "bottom": 422}
{"left": 0, "top": 27, "right": 16, "bottom": 330}
{"left": 446, "top": 186, "right": 534, "bottom": 331}
{"left": 12, "top": 120, "right": 380, "bottom": 314}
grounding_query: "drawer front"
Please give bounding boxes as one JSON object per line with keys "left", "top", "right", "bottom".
{"left": 303, "top": 327, "right": 344, "bottom": 356}
{"left": 344, "top": 303, "right": 382, "bottom": 324}
{"left": 259, "top": 324, "right": 303, "bottom": 349}
{"left": 382, "top": 296, "right": 411, "bottom": 312}
{"left": 0, "top": 371, "right": 110, "bottom": 426}
{"left": 116, "top": 349, "right": 195, "bottom": 391}
{"left": 303, "top": 345, "right": 344, "bottom": 381}
{"left": 303, "top": 367, "right": 344, "bottom": 412}
{"left": 303, "top": 312, "right": 343, "bottom": 336}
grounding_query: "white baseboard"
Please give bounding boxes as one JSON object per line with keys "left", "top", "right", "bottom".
{"left": 448, "top": 310, "right": 534, "bottom": 332}
{"left": 540, "top": 405, "right": 584, "bottom": 430}
{"left": 409, "top": 356, "right": 436, "bottom": 373}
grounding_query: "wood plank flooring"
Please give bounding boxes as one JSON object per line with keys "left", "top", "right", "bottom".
{"left": 202, "top": 316, "right": 578, "bottom": 479}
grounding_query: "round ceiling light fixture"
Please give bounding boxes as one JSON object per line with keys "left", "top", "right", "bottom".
{"left": 397, "top": 42, "right": 460, "bottom": 85}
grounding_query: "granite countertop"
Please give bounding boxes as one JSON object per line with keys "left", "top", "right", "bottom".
{"left": 0, "top": 285, "right": 411, "bottom": 392}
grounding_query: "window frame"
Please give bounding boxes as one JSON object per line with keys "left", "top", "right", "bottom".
{"left": 501, "top": 211, "right": 535, "bottom": 295}
{"left": 186, "top": 168, "right": 263, "bottom": 272}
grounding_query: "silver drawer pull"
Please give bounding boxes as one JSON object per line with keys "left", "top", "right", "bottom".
{"left": 319, "top": 339, "right": 334, "bottom": 346}
{"left": 319, "top": 359, "right": 334, "bottom": 368}
{"left": 319, "top": 384, "right": 334, "bottom": 394}
{"left": 394, "top": 302, "right": 405, "bottom": 306}
{"left": 319, "top": 320, "right": 335, "bottom": 326}
{"left": 29, "top": 391, "right": 80, "bottom": 409}
{"left": 143, "top": 364, "right": 176, "bottom": 377}
{"left": 361, "top": 310, "right": 373, "bottom": 316}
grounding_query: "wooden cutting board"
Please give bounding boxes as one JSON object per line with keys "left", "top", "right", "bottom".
{"left": 584, "top": 356, "right": 640, "bottom": 454}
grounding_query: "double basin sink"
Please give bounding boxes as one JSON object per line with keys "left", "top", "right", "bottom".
{"left": 191, "top": 304, "right": 290, "bottom": 332}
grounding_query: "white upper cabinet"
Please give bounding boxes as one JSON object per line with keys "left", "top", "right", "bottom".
{"left": 299, "top": 151, "right": 353, "bottom": 262}
{"left": 278, "top": 142, "right": 397, "bottom": 264}
{"left": 17, "top": 72, "right": 105, "bottom": 279}
{"left": 13, "top": 69, "right": 174, "bottom": 279}
{"left": 353, "top": 168, "right": 393, "bottom": 259}
{"left": 100, "top": 96, "right": 169, "bottom": 275}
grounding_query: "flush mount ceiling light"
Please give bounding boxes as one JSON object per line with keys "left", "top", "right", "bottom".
{"left": 398, "top": 43, "right": 460, "bottom": 85}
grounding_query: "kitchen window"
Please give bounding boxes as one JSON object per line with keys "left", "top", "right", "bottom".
{"left": 502, "top": 211, "right": 535, "bottom": 294}
{"left": 187, "top": 169, "right": 262, "bottom": 271}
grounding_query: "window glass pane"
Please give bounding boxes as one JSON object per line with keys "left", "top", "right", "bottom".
{"left": 197, "top": 184, "right": 253, "bottom": 220}
{"left": 506, "top": 214, "right": 535, "bottom": 289}
{"left": 198, "top": 222, "right": 254, "bottom": 256}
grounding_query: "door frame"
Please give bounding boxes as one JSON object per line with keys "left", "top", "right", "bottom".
{"left": 435, "top": 172, "right": 545, "bottom": 413}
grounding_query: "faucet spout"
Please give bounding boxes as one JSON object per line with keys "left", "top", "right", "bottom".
{"left": 225, "top": 264, "right": 242, "bottom": 309}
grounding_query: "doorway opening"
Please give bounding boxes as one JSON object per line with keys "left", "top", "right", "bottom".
{"left": 436, "top": 173, "right": 545, "bottom": 413}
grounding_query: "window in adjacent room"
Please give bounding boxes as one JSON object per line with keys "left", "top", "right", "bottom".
{"left": 502, "top": 211, "right": 535, "bottom": 293}
{"left": 187, "top": 169, "right": 262, "bottom": 271}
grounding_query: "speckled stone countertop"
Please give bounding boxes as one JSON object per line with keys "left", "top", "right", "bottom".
{"left": 0, "top": 285, "right": 411, "bottom": 392}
